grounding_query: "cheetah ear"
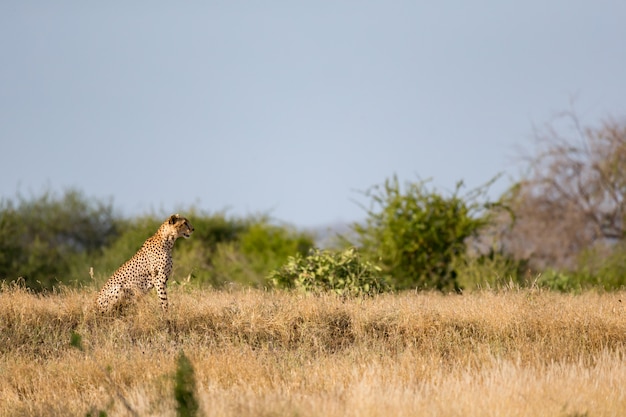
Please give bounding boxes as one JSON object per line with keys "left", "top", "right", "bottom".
{"left": 168, "top": 214, "right": 180, "bottom": 225}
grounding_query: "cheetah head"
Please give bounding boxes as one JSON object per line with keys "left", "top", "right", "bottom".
{"left": 168, "top": 214, "right": 194, "bottom": 239}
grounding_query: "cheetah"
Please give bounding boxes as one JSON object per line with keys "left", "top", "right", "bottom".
{"left": 96, "top": 214, "right": 194, "bottom": 313}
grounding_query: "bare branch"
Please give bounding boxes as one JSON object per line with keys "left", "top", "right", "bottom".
{"left": 496, "top": 113, "right": 626, "bottom": 270}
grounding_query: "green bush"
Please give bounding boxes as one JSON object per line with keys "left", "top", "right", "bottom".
{"left": 269, "top": 247, "right": 390, "bottom": 296}
{"left": 350, "top": 176, "right": 496, "bottom": 291}
{"left": 528, "top": 244, "right": 626, "bottom": 292}
{"left": 0, "top": 189, "right": 119, "bottom": 290}
{"left": 536, "top": 269, "right": 582, "bottom": 292}
{"left": 174, "top": 216, "right": 314, "bottom": 288}
{"left": 453, "top": 249, "right": 528, "bottom": 290}
{"left": 240, "top": 222, "right": 313, "bottom": 275}
{"left": 182, "top": 211, "right": 248, "bottom": 250}
{"left": 573, "top": 244, "right": 626, "bottom": 290}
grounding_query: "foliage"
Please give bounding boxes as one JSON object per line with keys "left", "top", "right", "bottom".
{"left": 350, "top": 176, "right": 496, "bottom": 291}
{"left": 173, "top": 215, "right": 314, "bottom": 288}
{"left": 519, "top": 243, "right": 626, "bottom": 292}
{"left": 535, "top": 269, "right": 582, "bottom": 293}
{"left": 174, "top": 351, "right": 199, "bottom": 417}
{"left": 573, "top": 243, "right": 626, "bottom": 290}
{"left": 242, "top": 223, "right": 312, "bottom": 286}
{"left": 182, "top": 211, "right": 248, "bottom": 250}
{"left": 269, "top": 247, "right": 390, "bottom": 296}
{"left": 0, "top": 189, "right": 119, "bottom": 290}
{"left": 453, "top": 249, "right": 529, "bottom": 290}
{"left": 240, "top": 221, "right": 313, "bottom": 274}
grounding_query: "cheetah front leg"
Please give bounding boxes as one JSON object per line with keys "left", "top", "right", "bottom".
{"left": 153, "top": 272, "right": 169, "bottom": 312}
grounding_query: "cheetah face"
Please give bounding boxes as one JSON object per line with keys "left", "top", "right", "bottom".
{"left": 179, "top": 220, "right": 194, "bottom": 239}
{"left": 169, "top": 214, "right": 195, "bottom": 239}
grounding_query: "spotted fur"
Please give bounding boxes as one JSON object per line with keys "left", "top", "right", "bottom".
{"left": 96, "top": 214, "right": 194, "bottom": 313}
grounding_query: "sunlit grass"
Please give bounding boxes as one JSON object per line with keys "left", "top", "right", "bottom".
{"left": 1, "top": 284, "right": 625, "bottom": 416}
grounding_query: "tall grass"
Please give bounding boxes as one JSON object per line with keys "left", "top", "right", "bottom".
{"left": 1, "top": 284, "right": 625, "bottom": 416}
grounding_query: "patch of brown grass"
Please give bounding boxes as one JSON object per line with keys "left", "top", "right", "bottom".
{"left": 1, "top": 284, "right": 625, "bottom": 416}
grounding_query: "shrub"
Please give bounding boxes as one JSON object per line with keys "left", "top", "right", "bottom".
{"left": 453, "top": 249, "right": 529, "bottom": 290}
{"left": 528, "top": 243, "right": 626, "bottom": 292}
{"left": 0, "top": 189, "right": 119, "bottom": 290}
{"left": 536, "top": 269, "right": 582, "bottom": 292}
{"left": 179, "top": 216, "right": 314, "bottom": 288}
{"left": 574, "top": 243, "right": 626, "bottom": 290}
{"left": 269, "top": 247, "right": 390, "bottom": 296}
{"left": 350, "top": 176, "right": 496, "bottom": 291}
{"left": 240, "top": 221, "right": 313, "bottom": 275}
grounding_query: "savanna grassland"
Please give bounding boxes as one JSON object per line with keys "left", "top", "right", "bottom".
{"left": 1, "top": 285, "right": 625, "bottom": 417}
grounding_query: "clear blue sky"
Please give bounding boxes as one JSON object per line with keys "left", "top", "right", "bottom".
{"left": 2, "top": 2, "right": 625, "bottom": 228}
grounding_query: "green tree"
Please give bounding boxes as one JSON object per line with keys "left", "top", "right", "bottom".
{"left": 351, "top": 176, "right": 495, "bottom": 291}
{"left": 0, "top": 189, "right": 119, "bottom": 290}
{"left": 193, "top": 217, "right": 314, "bottom": 287}
{"left": 240, "top": 221, "right": 313, "bottom": 275}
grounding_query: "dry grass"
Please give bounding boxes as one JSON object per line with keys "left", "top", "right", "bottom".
{"left": 1, "top": 284, "right": 625, "bottom": 416}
